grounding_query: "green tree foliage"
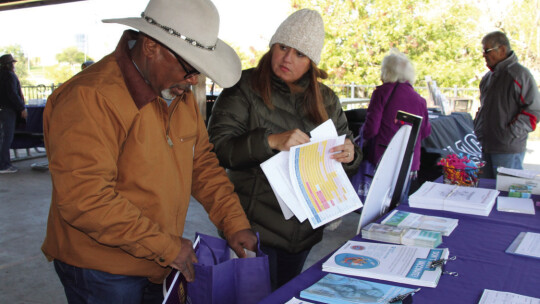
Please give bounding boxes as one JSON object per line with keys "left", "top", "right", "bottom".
{"left": 56, "top": 47, "right": 92, "bottom": 66}
{"left": 46, "top": 47, "right": 94, "bottom": 84}
{"left": 229, "top": 41, "right": 267, "bottom": 71}
{"left": 44, "top": 64, "right": 75, "bottom": 85}
{"left": 1, "top": 44, "right": 30, "bottom": 84}
{"left": 500, "top": 0, "right": 540, "bottom": 75}
{"left": 291, "top": 0, "right": 485, "bottom": 88}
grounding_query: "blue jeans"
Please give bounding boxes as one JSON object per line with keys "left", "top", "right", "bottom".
{"left": 482, "top": 152, "right": 526, "bottom": 178}
{"left": 260, "top": 244, "right": 311, "bottom": 291}
{"left": 53, "top": 260, "right": 164, "bottom": 304}
{"left": 0, "top": 108, "right": 16, "bottom": 169}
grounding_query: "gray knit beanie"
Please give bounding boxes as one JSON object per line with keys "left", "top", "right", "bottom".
{"left": 269, "top": 9, "right": 325, "bottom": 65}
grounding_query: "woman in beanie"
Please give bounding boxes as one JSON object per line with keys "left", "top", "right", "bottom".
{"left": 208, "top": 9, "right": 361, "bottom": 290}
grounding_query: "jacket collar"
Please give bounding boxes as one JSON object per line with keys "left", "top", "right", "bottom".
{"left": 271, "top": 70, "right": 310, "bottom": 95}
{"left": 114, "top": 30, "right": 158, "bottom": 110}
{"left": 490, "top": 51, "right": 518, "bottom": 73}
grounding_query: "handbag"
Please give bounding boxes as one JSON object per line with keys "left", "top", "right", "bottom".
{"left": 163, "top": 232, "right": 271, "bottom": 304}
{"left": 351, "top": 83, "right": 400, "bottom": 202}
{"left": 350, "top": 139, "right": 376, "bottom": 202}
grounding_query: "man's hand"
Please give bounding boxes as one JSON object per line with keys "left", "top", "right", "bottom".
{"left": 20, "top": 109, "right": 27, "bottom": 120}
{"left": 169, "top": 237, "right": 198, "bottom": 282}
{"left": 227, "top": 229, "right": 258, "bottom": 258}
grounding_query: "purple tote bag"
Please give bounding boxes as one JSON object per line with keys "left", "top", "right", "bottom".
{"left": 163, "top": 232, "right": 271, "bottom": 304}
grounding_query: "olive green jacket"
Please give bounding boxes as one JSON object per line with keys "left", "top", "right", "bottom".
{"left": 208, "top": 68, "right": 361, "bottom": 253}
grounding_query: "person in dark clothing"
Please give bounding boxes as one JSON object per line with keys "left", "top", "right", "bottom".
{"left": 474, "top": 31, "right": 540, "bottom": 177}
{"left": 0, "top": 54, "right": 27, "bottom": 173}
{"left": 207, "top": 9, "right": 361, "bottom": 290}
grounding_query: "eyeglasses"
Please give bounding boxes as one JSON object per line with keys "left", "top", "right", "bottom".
{"left": 483, "top": 46, "right": 499, "bottom": 54}
{"left": 167, "top": 48, "right": 200, "bottom": 80}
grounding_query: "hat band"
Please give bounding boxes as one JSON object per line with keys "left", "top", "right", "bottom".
{"left": 141, "top": 12, "right": 216, "bottom": 51}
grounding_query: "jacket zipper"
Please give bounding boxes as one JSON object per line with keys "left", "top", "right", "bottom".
{"left": 163, "top": 96, "right": 182, "bottom": 148}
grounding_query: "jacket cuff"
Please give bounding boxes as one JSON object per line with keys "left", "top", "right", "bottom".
{"left": 155, "top": 235, "right": 182, "bottom": 267}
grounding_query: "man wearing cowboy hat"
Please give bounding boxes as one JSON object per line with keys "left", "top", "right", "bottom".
{"left": 41, "top": 0, "right": 257, "bottom": 302}
{"left": 0, "top": 54, "right": 27, "bottom": 174}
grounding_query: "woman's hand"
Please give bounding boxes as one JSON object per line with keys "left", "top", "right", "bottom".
{"left": 268, "top": 129, "right": 310, "bottom": 151}
{"left": 329, "top": 138, "right": 355, "bottom": 163}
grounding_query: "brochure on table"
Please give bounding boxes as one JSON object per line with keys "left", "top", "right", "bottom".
{"left": 478, "top": 289, "right": 540, "bottom": 304}
{"left": 381, "top": 209, "right": 458, "bottom": 236}
{"left": 300, "top": 273, "right": 419, "bottom": 304}
{"left": 362, "top": 222, "right": 442, "bottom": 248}
{"left": 285, "top": 297, "right": 314, "bottom": 304}
{"left": 408, "top": 181, "right": 499, "bottom": 216}
{"left": 261, "top": 119, "right": 363, "bottom": 228}
{"left": 322, "top": 240, "right": 449, "bottom": 288}
{"left": 497, "top": 197, "right": 535, "bottom": 215}
{"left": 506, "top": 232, "right": 540, "bottom": 259}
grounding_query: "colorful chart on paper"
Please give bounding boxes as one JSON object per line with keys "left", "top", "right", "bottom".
{"left": 290, "top": 136, "right": 363, "bottom": 228}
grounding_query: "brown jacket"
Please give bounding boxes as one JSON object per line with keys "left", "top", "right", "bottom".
{"left": 41, "top": 30, "right": 250, "bottom": 283}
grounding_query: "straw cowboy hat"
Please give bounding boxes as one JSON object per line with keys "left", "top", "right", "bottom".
{"left": 103, "top": 0, "right": 241, "bottom": 88}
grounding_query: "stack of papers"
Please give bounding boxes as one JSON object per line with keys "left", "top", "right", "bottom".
{"left": 496, "top": 167, "right": 540, "bottom": 194}
{"left": 381, "top": 209, "right": 458, "bottom": 236}
{"left": 361, "top": 223, "right": 404, "bottom": 244}
{"left": 408, "top": 182, "right": 500, "bottom": 216}
{"left": 260, "top": 119, "right": 363, "bottom": 228}
{"left": 497, "top": 197, "right": 535, "bottom": 215}
{"left": 322, "top": 240, "right": 449, "bottom": 287}
{"left": 300, "top": 273, "right": 419, "bottom": 304}
{"left": 361, "top": 223, "right": 442, "bottom": 248}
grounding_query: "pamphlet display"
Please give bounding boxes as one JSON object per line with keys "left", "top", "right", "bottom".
{"left": 300, "top": 273, "right": 419, "bottom": 304}
{"left": 361, "top": 222, "right": 442, "bottom": 248}
{"left": 322, "top": 240, "right": 449, "bottom": 287}
{"left": 408, "top": 181, "right": 499, "bottom": 216}
{"left": 381, "top": 209, "right": 458, "bottom": 236}
{"left": 356, "top": 125, "right": 413, "bottom": 233}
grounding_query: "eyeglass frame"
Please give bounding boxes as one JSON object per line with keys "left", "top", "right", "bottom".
{"left": 483, "top": 46, "right": 500, "bottom": 54}
{"left": 165, "top": 47, "right": 201, "bottom": 80}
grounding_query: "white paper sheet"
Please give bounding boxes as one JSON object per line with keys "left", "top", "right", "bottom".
{"left": 507, "top": 232, "right": 540, "bottom": 259}
{"left": 289, "top": 136, "right": 363, "bottom": 228}
{"left": 260, "top": 119, "right": 355, "bottom": 224}
{"left": 479, "top": 289, "right": 540, "bottom": 304}
{"left": 497, "top": 197, "right": 535, "bottom": 215}
{"left": 261, "top": 151, "right": 305, "bottom": 221}
{"left": 322, "top": 240, "right": 448, "bottom": 287}
{"left": 497, "top": 167, "right": 540, "bottom": 180}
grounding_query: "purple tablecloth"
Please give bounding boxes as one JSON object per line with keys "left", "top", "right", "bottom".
{"left": 260, "top": 179, "right": 540, "bottom": 303}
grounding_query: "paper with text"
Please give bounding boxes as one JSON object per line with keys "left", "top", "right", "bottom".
{"left": 289, "top": 135, "right": 363, "bottom": 228}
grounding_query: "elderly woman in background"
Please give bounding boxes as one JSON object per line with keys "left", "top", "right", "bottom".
{"left": 362, "top": 50, "right": 431, "bottom": 192}
{"left": 208, "top": 9, "right": 361, "bottom": 290}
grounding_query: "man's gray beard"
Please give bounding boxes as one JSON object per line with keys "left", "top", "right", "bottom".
{"left": 161, "top": 88, "right": 176, "bottom": 100}
{"left": 161, "top": 84, "right": 191, "bottom": 100}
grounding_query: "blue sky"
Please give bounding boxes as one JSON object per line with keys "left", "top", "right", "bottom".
{"left": 0, "top": 0, "right": 290, "bottom": 64}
